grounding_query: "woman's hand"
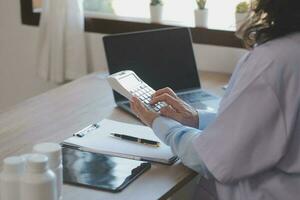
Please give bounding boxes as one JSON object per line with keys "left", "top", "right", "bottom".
{"left": 130, "top": 96, "right": 159, "bottom": 126}
{"left": 151, "top": 87, "right": 199, "bottom": 128}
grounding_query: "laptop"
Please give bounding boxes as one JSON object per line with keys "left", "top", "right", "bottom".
{"left": 103, "top": 27, "right": 220, "bottom": 115}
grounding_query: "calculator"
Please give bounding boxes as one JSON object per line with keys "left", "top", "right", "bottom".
{"left": 107, "top": 70, "right": 166, "bottom": 112}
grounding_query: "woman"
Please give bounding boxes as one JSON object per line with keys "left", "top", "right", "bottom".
{"left": 131, "top": 0, "right": 300, "bottom": 199}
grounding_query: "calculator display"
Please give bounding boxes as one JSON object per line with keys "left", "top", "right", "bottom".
{"left": 119, "top": 74, "right": 141, "bottom": 90}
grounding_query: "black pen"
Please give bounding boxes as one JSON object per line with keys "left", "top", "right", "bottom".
{"left": 110, "top": 133, "right": 160, "bottom": 147}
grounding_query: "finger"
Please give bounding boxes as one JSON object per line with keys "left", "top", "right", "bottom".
{"left": 152, "top": 87, "right": 177, "bottom": 99}
{"left": 160, "top": 106, "right": 182, "bottom": 122}
{"left": 134, "top": 98, "right": 148, "bottom": 114}
{"left": 130, "top": 100, "right": 134, "bottom": 111}
{"left": 151, "top": 94, "right": 182, "bottom": 111}
{"left": 131, "top": 96, "right": 139, "bottom": 102}
{"left": 130, "top": 101, "right": 138, "bottom": 117}
{"left": 130, "top": 96, "right": 140, "bottom": 116}
{"left": 131, "top": 96, "right": 146, "bottom": 113}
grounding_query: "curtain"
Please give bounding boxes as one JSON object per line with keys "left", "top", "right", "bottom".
{"left": 37, "top": 0, "right": 87, "bottom": 84}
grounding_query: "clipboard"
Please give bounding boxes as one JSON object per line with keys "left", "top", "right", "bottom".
{"left": 62, "top": 119, "right": 178, "bottom": 165}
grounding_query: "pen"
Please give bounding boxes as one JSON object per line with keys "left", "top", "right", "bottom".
{"left": 110, "top": 133, "right": 160, "bottom": 147}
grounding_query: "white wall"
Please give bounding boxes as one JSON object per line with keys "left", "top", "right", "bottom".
{"left": 194, "top": 43, "right": 246, "bottom": 73}
{"left": 0, "top": 0, "right": 247, "bottom": 111}
{"left": 0, "top": 0, "right": 57, "bottom": 111}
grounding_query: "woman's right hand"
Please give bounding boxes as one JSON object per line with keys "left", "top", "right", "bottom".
{"left": 151, "top": 87, "right": 199, "bottom": 128}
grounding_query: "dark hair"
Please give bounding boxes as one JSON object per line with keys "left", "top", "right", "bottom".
{"left": 237, "top": 0, "right": 300, "bottom": 48}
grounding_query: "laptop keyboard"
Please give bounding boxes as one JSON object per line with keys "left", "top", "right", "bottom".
{"left": 178, "top": 90, "right": 213, "bottom": 103}
{"left": 177, "top": 91, "right": 214, "bottom": 110}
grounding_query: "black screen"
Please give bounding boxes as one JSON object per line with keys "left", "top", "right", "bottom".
{"left": 103, "top": 27, "right": 201, "bottom": 102}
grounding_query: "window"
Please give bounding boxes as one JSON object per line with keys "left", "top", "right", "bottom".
{"left": 32, "top": 0, "right": 41, "bottom": 9}
{"left": 89, "top": 0, "right": 246, "bottom": 30}
{"left": 22, "top": 0, "right": 244, "bottom": 48}
{"left": 34, "top": 0, "right": 246, "bottom": 30}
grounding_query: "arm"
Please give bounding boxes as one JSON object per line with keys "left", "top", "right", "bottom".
{"left": 152, "top": 116, "right": 212, "bottom": 178}
{"left": 197, "top": 110, "right": 217, "bottom": 130}
{"left": 192, "top": 74, "right": 287, "bottom": 183}
{"left": 130, "top": 91, "right": 215, "bottom": 177}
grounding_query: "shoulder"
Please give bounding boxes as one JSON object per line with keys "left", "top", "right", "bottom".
{"left": 223, "top": 33, "right": 300, "bottom": 107}
{"left": 255, "top": 33, "right": 300, "bottom": 77}
{"left": 252, "top": 32, "right": 300, "bottom": 66}
{"left": 239, "top": 33, "right": 300, "bottom": 84}
{"left": 251, "top": 33, "right": 300, "bottom": 107}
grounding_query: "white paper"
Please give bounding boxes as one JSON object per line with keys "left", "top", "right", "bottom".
{"left": 63, "top": 119, "right": 175, "bottom": 164}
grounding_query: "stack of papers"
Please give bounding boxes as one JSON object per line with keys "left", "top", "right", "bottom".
{"left": 62, "top": 119, "right": 177, "bottom": 164}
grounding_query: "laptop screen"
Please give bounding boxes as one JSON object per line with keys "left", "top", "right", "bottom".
{"left": 103, "top": 27, "right": 201, "bottom": 102}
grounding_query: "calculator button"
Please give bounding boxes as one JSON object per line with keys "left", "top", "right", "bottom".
{"left": 159, "top": 102, "right": 167, "bottom": 107}
{"left": 144, "top": 99, "right": 150, "bottom": 104}
{"left": 154, "top": 107, "right": 160, "bottom": 112}
{"left": 145, "top": 104, "right": 152, "bottom": 110}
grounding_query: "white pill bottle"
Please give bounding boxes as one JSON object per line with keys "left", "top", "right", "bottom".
{"left": 20, "top": 154, "right": 57, "bottom": 200}
{"left": 0, "top": 156, "right": 25, "bottom": 200}
{"left": 33, "top": 143, "right": 63, "bottom": 200}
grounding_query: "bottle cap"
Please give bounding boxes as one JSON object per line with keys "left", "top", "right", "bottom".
{"left": 33, "top": 143, "right": 62, "bottom": 168}
{"left": 26, "top": 154, "right": 48, "bottom": 173}
{"left": 3, "top": 156, "right": 25, "bottom": 174}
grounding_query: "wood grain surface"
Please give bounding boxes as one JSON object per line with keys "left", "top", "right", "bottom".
{"left": 0, "top": 71, "right": 229, "bottom": 200}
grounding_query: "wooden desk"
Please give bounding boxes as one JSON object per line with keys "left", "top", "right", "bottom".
{"left": 0, "top": 71, "right": 229, "bottom": 200}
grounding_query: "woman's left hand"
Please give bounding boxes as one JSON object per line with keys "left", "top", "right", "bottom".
{"left": 130, "top": 96, "right": 159, "bottom": 126}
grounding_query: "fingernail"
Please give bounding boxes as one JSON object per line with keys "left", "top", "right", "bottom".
{"left": 150, "top": 98, "right": 154, "bottom": 103}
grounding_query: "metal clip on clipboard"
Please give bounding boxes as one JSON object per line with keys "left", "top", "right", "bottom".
{"left": 72, "top": 123, "right": 100, "bottom": 138}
